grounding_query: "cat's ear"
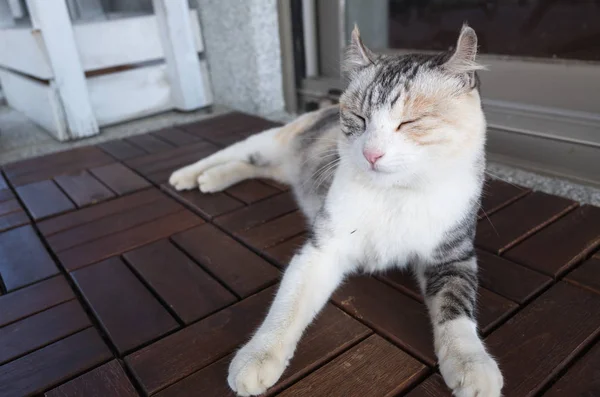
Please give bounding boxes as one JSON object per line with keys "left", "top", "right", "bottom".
{"left": 343, "top": 25, "right": 375, "bottom": 78}
{"left": 443, "top": 24, "right": 484, "bottom": 76}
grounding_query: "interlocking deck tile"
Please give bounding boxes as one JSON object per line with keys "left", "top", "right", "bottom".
{"left": 278, "top": 335, "right": 428, "bottom": 397}
{"left": 225, "top": 180, "right": 281, "bottom": 204}
{"left": 54, "top": 171, "right": 116, "bottom": 207}
{"left": 16, "top": 180, "right": 75, "bottom": 220}
{"left": 476, "top": 191, "right": 577, "bottom": 254}
{"left": 163, "top": 185, "right": 244, "bottom": 219}
{"left": 155, "top": 305, "right": 371, "bottom": 397}
{"left": 236, "top": 211, "right": 306, "bottom": 250}
{"left": 89, "top": 163, "right": 151, "bottom": 195}
{"left": 504, "top": 205, "right": 600, "bottom": 277}
{"left": 57, "top": 209, "right": 203, "bottom": 271}
{"left": 0, "top": 225, "right": 59, "bottom": 291}
{"left": 127, "top": 134, "right": 175, "bottom": 153}
{"left": 124, "top": 239, "right": 237, "bottom": 324}
{"left": 98, "top": 139, "right": 146, "bottom": 160}
{"left": 264, "top": 233, "right": 307, "bottom": 268}
{"left": 332, "top": 276, "right": 435, "bottom": 365}
{"left": 0, "top": 276, "right": 75, "bottom": 327}
{"left": 172, "top": 224, "right": 279, "bottom": 297}
{"left": 0, "top": 300, "right": 90, "bottom": 365}
{"left": 71, "top": 257, "right": 179, "bottom": 354}
{"left": 0, "top": 328, "right": 112, "bottom": 397}
{"left": 478, "top": 179, "right": 530, "bottom": 219}
{"left": 126, "top": 286, "right": 276, "bottom": 395}
{"left": 485, "top": 282, "right": 600, "bottom": 396}
{"left": 151, "top": 127, "right": 202, "bottom": 146}
{"left": 565, "top": 256, "right": 600, "bottom": 295}
{"left": 45, "top": 360, "right": 138, "bottom": 397}
{"left": 214, "top": 191, "right": 298, "bottom": 233}
{"left": 38, "top": 188, "right": 162, "bottom": 236}
{"left": 476, "top": 249, "right": 553, "bottom": 304}
{"left": 543, "top": 341, "right": 600, "bottom": 397}
{"left": 405, "top": 374, "right": 452, "bottom": 397}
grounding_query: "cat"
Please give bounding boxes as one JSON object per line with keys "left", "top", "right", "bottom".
{"left": 169, "top": 24, "right": 503, "bottom": 397}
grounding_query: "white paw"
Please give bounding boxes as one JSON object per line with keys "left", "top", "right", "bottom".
{"left": 169, "top": 168, "right": 198, "bottom": 191}
{"left": 227, "top": 343, "right": 289, "bottom": 396}
{"left": 440, "top": 351, "right": 503, "bottom": 397}
{"left": 197, "top": 170, "right": 228, "bottom": 193}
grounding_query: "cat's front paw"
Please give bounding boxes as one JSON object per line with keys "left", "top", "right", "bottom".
{"left": 169, "top": 168, "right": 198, "bottom": 191}
{"left": 439, "top": 351, "right": 503, "bottom": 397}
{"left": 227, "top": 343, "right": 289, "bottom": 396}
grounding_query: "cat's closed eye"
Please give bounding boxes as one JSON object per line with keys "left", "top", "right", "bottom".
{"left": 395, "top": 118, "right": 420, "bottom": 131}
{"left": 351, "top": 112, "right": 366, "bottom": 125}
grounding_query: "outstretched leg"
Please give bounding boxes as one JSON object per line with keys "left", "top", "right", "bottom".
{"left": 416, "top": 255, "right": 503, "bottom": 397}
{"left": 228, "top": 241, "right": 346, "bottom": 396}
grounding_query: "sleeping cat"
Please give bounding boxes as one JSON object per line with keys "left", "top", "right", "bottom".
{"left": 169, "top": 25, "right": 503, "bottom": 397}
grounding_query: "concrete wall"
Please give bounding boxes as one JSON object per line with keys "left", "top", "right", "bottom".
{"left": 194, "top": 0, "right": 286, "bottom": 117}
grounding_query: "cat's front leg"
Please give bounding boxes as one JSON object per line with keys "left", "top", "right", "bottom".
{"left": 228, "top": 242, "right": 345, "bottom": 396}
{"left": 418, "top": 255, "right": 503, "bottom": 397}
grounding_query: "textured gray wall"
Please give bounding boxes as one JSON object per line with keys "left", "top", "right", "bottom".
{"left": 195, "top": 0, "right": 286, "bottom": 117}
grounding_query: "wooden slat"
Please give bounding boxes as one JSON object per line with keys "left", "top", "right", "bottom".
{"left": 71, "top": 257, "right": 178, "bottom": 354}
{"left": 264, "top": 234, "right": 307, "bottom": 268}
{"left": 58, "top": 210, "right": 203, "bottom": 271}
{"left": 236, "top": 211, "right": 306, "bottom": 250}
{"left": 476, "top": 192, "right": 577, "bottom": 254}
{"left": 47, "top": 197, "right": 182, "bottom": 252}
{"left": 125, "top": 286, "right": 276, "bottom": 395}
{"left": 0, "top": 225, "right": 59, "bottom": 291}
{"left": 485, "top": 282, "right": 600, "bottom": 396}
{"left": 0, "top": 199, "right": 21, "bottom": 216}
{"left": 155, "top": 305, "right": 371, "bottom": 397}
{"left": 0, "top": 188, "right": 15, "bottom": 202}
{"left": 543, "top": 341, "right": 600, "bottom": 397}
{"left": 478, "top": 179, "right": 530, "bottom": 219}
{"left": 214, "top": 191, "right": 298, "bottom": 233}
{"left": 163, "top": 186, "right": 244, "bottom": 219}
{"left": 54, "top": 171, "right": 116, "bottom": 207}
{"left": 225, "top": 180, "right": 280, "bottom": 204}
{"left": 151, "top": 128, "right": 201, "bottom": 146}
{"left": 38, "top": 189, "right": 162, "bottom": 236}
{"left": 332, "top": 276, "right": 435, "bottom": 365}
{"left": 125, "top": 141, "right": 217, "bottom": 175}
{"left": 0, "top": 173, "right": 8, "bottom": 190}
{"left": 123, "top": 239, "right": 237, "bottom": 324}
{"left": 0, "top": 276, "right": 75, "bottom": 327}
{"left": 278, "top": 335, "right": 428, "bottom": 397}
{"left": 172, "top": 224, "right": 279, "bottom": 297}
{"left": 0, "top": 300, "right": 91, "bottom": 365}
{"left": 504, "top": 205, "right": 600, "bottom": 277}
{"left": 98, "top": 139, "right": 146, "bottom": 160}
{"left": 405, "top": 375, "right": 452, "bottom": 397}
{"left": 0, "top": 328, "right": 112, "bottom": 397}
{"left": 45, "top": 360, "right": 138, "bottom": 397}
{"left": 0, "top": 211, "right": 29, "bottom": 233}
{"left": 89, "top": 163, "right": 151, "bottom": 195}
{"left": 127, "top": 134, "right": 175, "bottom": 154}
{"left": 16, "top": 180, "right": 75, "bottom": 220}
{"left": 565, "top": 256, "right": 600, "bottom": 295}
{"left": 477, "top": 249, "right": 553, "bottom": 304}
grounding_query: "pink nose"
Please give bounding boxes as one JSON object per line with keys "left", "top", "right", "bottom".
{"left": 363, "top": 149, "right": 384, "bottom": 166}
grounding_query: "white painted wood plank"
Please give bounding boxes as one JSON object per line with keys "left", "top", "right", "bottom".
{"left": 87, "top": 64, "right": 173, "bottom": 126}
{"left": 26, "top": 0, "right": 99, "bottom": 138}
{"left": 7, "top": 0, "right": 24, "bottom": 18}
{"left": 0, "top": 28, "right": 53, "bottom": 78}
{"left": 152, "top": 0, "right": 210, "bottom": 110}
{"left": 0, "top": 68, "right": 67, "bottom": 140}
{"left": 73, "top": 11, "right": 203, "bottom": 72}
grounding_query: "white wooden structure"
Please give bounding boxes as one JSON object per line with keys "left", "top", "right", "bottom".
{"left": 0, "top": 0, "right": 213, "bottom": 141}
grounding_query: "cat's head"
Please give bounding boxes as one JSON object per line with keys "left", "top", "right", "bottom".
{"left": 338, "top": 24, "right": 486, "bottom": 188}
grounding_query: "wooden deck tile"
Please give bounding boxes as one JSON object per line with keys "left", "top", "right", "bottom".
{"left": 98, "top": 139, "right": 146, "bottom": 160}
{"left": 264, "top": 234, "right": 307, "bottom": 267}
{"left": 565, "top": 256, "right": 600, "bottom": 295}
{"left": 485, "top": 282, "right": 600, "bottom": 396}
{"left": 504, "top": 205, "right": 600, "bottom": 277}
{"left": 125, "top": 286, "right": 276, "bottom": 395}
{"left": 16, "top": 180, "right": 75, "bottom": 220}
{"left": 151, "top": 128, "right": 202, "bottom": 146}
{"left": 172, "top": 224, "right": 279, "bottom": 297}
{"left": 278, "top": 335, "right": 428, "bottom": 397}
{"left": 543, "top": 341, "right": 600, "bottom": 397}
{"left": 54, "top": 171, "right": 116, "bottom": 207}
{"left": 0, "top": 225, "right": 59, "bottom": 291}
{"left": 236, "top": 211, "right": 306, "bottom": 250}
{"left": 123, "top": 239, "right": 237, "bottom": 324}
{"left": 0, "top": 210, "right": 29, "bottom": 233}
{"left": 163, "top": 185, "right": 244, "bottom": 219}
{"left": 0, "top": 198, "right": 20, "bottom": 216}
{"left": 45, "top": 360, "right": 138, "bottom": 397}
{"left": 89, "top": 163, "right": 151, "bottom": 195}
{"left": 225, "top": 180, "right": 281, "bottom": 204}
{"left": 155, "top": 305, "right": 371, "bottom": 397}
{"left": 0, "top": 276, "right": 75, "bottom": 327}
{"left": 127, "top": 134, "right": 175, "bottom": 153}
{"left": 0, "top": 328, "right": 112, "bottom": 397}
{"left": 405, "top": 374, "right": 452, "bottom": 397}
{"left": 476, "top": 191, "right": 577, "bottom": 254}
{"left": 0, "top": 300, "right": 91, "bottom": 365}
{"left": 71, "top": 257, "right": 179, "bottom": 354}
{"left": 478, "top": 179, "right": 530, "bottom": 219}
